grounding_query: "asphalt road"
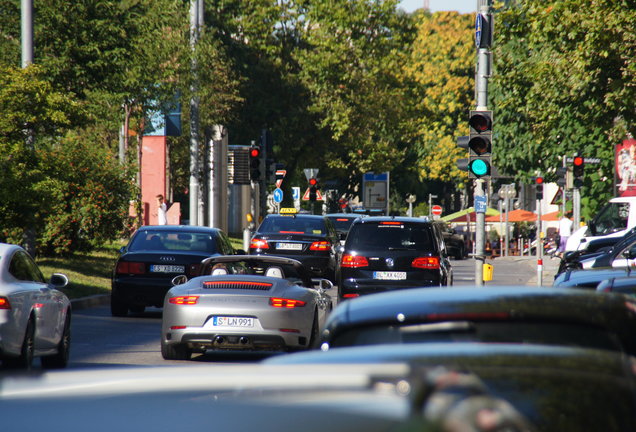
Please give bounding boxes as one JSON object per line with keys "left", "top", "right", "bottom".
{"left": 63, "top": 255, "right": 560, "bottom": 369}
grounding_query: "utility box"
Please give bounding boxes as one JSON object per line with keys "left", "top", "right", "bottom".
{"left": 483, "top": 263, "right": 494, "bottom": 281}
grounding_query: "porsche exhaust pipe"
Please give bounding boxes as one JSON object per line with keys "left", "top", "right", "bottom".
{"left": 215, "top": 336, "right": 225, "bottom": 344}
{"left": 239, "top": 337, "right": 249, "bottom": 345}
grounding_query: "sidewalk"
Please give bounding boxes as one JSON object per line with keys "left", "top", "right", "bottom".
{"left": 486, "top": 254, "right": 561, "bottom": 286}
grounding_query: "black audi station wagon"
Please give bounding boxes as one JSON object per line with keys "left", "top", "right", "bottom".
{"left": 338, "top": 216, "right": 452, "bottom": 300}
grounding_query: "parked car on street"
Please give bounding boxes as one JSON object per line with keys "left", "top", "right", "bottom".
{"left": 249, "top": 212, "right": 340, "bottom": 282}
{"left": 433, "top": 221, "right": 467, "bottom": 259}
{"left": 0, "top": 243, "right": 71, "bottom": 369}
{"left": 338, "top": 216, "right": 452, "bottom": 300}
{"left": 553, "top": 267, "right": 633, "bottom": 290}
{"left": 111, "top": 225, "right": 240, "bottom": 317}
{"left": 161, "top": 255, "right": 333, "bottom": 359}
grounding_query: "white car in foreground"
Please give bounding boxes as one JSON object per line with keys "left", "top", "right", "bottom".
{"left": 0, "top": 243, "right": 71, "bottom": 369}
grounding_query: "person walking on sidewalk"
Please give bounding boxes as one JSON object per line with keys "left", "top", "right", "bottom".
{"left": 156, "top": 194, "right": 167, "bottom": 225}
{"left": 556, "top": 212, "right": 573, "bottom": 256}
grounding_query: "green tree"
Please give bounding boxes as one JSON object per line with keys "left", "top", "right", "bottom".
{"left": 492, "top": 0, "right": 636, "bottom": 218}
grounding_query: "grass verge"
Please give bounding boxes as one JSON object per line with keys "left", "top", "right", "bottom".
{"left": 36, "top": 237, "right": 245, "bottom": 300}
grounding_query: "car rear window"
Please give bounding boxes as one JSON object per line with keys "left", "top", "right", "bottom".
{"left": 129, "top": 231, "right": 218, "bottom": 253}
{"left": 328, "top": 217, "right": 356, "bottom": 232}
{"left": 346, "top": 223, "right": 436, "bottom": 252}
{"left": 330, "top": 321, "right": 626, "bottom": 354}
{"left": 258, "top": 217, "right": 325, "bottom": 235}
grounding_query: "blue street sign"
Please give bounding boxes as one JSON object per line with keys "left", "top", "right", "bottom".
{"left": 292, "top": 187, "right": 300, "bottom": 201}
{"left": 273, "top": 188, "right": 283, "bottom": 203}
{"left": 474, "top": 195, "right": 487, "bottom": 213}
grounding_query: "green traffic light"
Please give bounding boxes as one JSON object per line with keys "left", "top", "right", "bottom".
{"left": 470, "top": 159, "right": 489, "bottom": 177}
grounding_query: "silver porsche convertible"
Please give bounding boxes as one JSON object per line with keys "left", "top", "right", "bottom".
{"left": 161, "top": 255, "right": 333, "bottom": 360}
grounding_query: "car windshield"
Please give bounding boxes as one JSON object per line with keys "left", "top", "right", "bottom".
{"left": 258, "top": 217, "right": 325, "bottom": 235}
{"left": 347, "top": 223, "right": 435, "bottom": 251}
{"left": 128, "top": 230, "right": 218, "bottom": 253}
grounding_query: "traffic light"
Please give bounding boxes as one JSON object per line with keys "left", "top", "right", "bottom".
{"left": 308, "top": 177, "right": 318, "bottom": 201}
{"left": 467, "top": 110, "right": 492, "bottom": 178}
{"left": 535, "top": 176, "right": 544, "bottom": 200}
{"left": 249, "top": 144, "right": 262, "bottom": 181}
{"left": 556, "top": 167, "right": 567, "bottom": 188}
{"left": 573, "top": 155, "right": 584, "bottom": 188}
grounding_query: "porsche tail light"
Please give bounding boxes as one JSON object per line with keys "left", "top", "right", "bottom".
{"left": 116, "top": 261, "right": 146, "bottom": 274}
{"left": 341, "top": 254, "right": 369, "bottom": 268}
{"left": 269, "top": 298, "right": 306, "bottom": 308}
{"left": 169, "top": 296, "right": 199, "bottom": 305}
{"left": 279, "top": 328, "right": 300, "bottom": 333}
{"left": 412, "top": 257, "right": 440, "bottom": 269}
{"left": 310, "top": 240, "right": 331, "bottom": 251}
{"left": 0, "top": 296, "right": 10, "bottom": 309}
{"left": 343, "top": 293, "right": 360, "bottom": 299}
{"left": 250, "top": 238, "right": 269, "bottom": 249}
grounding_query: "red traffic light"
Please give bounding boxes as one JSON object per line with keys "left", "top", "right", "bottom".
{"left": 308, "top": 178, "right": 318, "bottom": 186}
{"left": 250, "top": 147, "right": 261, "bottom": 158}
{"left": 469, "top": 111, "right": 492, "bottom": 133}
{"left": 573, "top": 156, "right": 584, "bottom": 167}
{"left": 535, "top": 176, "right": 544, "bottom": 185}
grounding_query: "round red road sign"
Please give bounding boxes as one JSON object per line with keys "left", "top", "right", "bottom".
{"left": 431, "top": 205, "right": 443, "bottom": 216}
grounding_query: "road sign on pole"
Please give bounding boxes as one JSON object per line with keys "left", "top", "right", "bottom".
{"left": 273, "top": 188, "right": 283, "bottom": 203}
{"left": 431, "top": 205, "right": 443, "bottom": 216}
{"left": 275, "top": 170, "right": 286, "bottom": 188}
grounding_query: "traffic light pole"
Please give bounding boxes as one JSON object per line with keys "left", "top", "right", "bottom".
{"left": 472, "top": 0, "right": 493, "bottom": 285}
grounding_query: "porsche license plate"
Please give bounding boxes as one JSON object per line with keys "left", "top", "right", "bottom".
{"left": 277, "top": 243, "right": 303, "bottom": 250}
{"left": 150, "top": 265, "right": 185, "bottom": 273}
{"left": 373, "top": 271, "right": 407, "bottom": 280}
{"left": 212, "top": 316, "right": 254, "bottom": 328}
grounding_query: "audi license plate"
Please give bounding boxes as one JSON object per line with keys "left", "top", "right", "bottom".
{"left": 373, "top": 271, "right": 407, "bottom": 280}
{"left": 212, "top": 316, "right": 254, "bottom": 328}
{"left": 150, "top": 264, "right": 185, "bottom": 273}
{"left": 277, "top": 243, "right": 303, "bottom": 251}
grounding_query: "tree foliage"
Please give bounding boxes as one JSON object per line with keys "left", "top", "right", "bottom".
{"left": 492, "top": 0, "right": 636, "bottom": 217}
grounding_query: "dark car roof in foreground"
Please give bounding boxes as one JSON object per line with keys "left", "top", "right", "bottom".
{"left": 327, "top": 285, "right": 636, "bottom": 327}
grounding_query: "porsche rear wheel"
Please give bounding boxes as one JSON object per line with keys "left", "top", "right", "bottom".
{"left": 42, "top": 312, "right": 71, "bottom": 369}
{"left": 307, "top": 312, "right": 319, "bottom": 349}
{"left": 161, "top": 340, "right": 192, "bottom": 360}
{"left": 4, "top": 318, "right": 35, "bottom": 369}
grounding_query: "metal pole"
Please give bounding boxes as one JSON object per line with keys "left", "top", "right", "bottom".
{"left": 189, "top": 0, "right": 202, "bottom": 226}
{"left": 473, "top": 0, "right": 492, "bottom": 284}
{"left": 21, "top": 0, "right": 33, "bottom": 67}
{"left": 537, "top": 197, "right": 543, "bottom": 286}
{"left": 475, "top": 180, "right": 485, "bottom": 285}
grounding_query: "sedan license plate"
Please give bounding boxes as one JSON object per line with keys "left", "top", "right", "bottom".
{"left": 212, "top": 316, "right": 254, "bottom": 328}
{"left": 277, "top": 242, "right": 303, "bottom": 251}
{"left": 373, "top": 271, "right": 407, "bottom": 280}
{"left": 150, "top": 264, "right": 185, "bottom": 273}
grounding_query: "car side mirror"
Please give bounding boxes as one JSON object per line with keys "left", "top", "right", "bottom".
{"left": 312, "top": 278, "right": 333, "bottom": 291}
{"left": 587, "top": 220, "right": 596, "bottom": 236}
{"left": 119, "top": 246, "right": 126, "bottom": 254}
{"left": 171, "top": 275, "right": 188, "bottom": 286}
{"left": 623, "top": 249, "right": 636, "bottom": 260}
{"left": 49, "top": 273, "right": 69, "bottom": 288}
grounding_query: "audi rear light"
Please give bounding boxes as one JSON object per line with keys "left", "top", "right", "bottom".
{"left": 250, "top": 238, "right": 269, "bottom": 249}
{"left": 116, "top": 261, "right": 146, "bottom": 274}
{"left": 412, "top": 257, "right": 440, "bottom": 269}
{"left": 269, "top": 297, "right": 306, "bottom": 308}
{"left": 0, "top": 296, "right": 10, "bottom": 309}
{"left": 169, "top": 296, "right": 199, "bottom": 305}
{"left": 310, "top": 240, "right": 331, "bottom": 251}
{"left": 341, "top": 254, "right": 369, "bottom": 268}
